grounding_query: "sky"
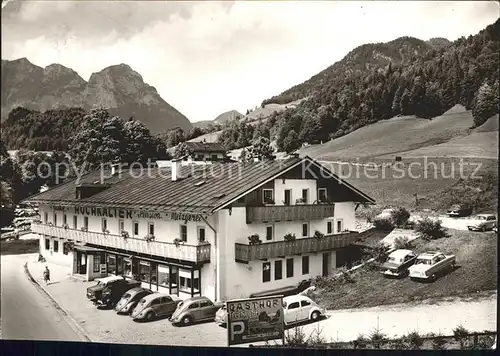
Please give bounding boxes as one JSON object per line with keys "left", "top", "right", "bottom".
{"left": 1, "top": 1, "right": 499, "bottom": 123}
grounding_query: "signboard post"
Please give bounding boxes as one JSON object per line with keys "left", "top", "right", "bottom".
{"left": 226, "top": 295, "right": 284, "bottom": 347}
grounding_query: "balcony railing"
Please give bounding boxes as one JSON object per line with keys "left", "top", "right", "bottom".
{"left": 246, "top": 204, "right": 335, "bottom": 223}
{"left": 235, "top": 230, "right": 375, "bottom": 263}
{"left": 32, "top": 223, "right": 210, "bottom": 264}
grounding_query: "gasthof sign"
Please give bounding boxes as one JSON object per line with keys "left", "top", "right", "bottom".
{"left": 226, "top": 295, "right": 284, "bottom": 346}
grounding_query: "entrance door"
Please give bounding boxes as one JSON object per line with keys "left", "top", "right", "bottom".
{"left": 169, "top": 266, "right": 179, "bottom": 296}
{"left": 322, "top": 252, "right": 330, "bottom": 277}
{"left": 79, "top": 252, "right": 87, "bottom": 274}
{"left": 284, "top": 189, "right": 291, "bottom": 205}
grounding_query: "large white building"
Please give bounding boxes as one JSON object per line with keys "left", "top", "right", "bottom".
{"left": 24, "top": 156, "right": 375, "bottom": 302}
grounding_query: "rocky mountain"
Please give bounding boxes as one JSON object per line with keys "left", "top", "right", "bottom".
{"left": 193, "top": 109, "right": 243, "bottom": 129}
{"left": 262, "top": 36, "right": 435, "bottom": 106}
{"left": 1, "top": 58, "right": 192, "bottom": 133}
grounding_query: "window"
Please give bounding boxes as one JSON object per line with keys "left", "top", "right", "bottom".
{"left": 83, "top": 216, "right": 89, "bottom": 229}
{"left": 93, "top": 253, "right": 102, "bottom": 273}
{"left": 318, "top": 188, "right": 327, "bottom": 202}
{"left": 284, "top": 189, "right": 292, "bottom": 205}
{"left": 301, "top": 189, "right": 308, "bottom": 204}
{"left": 160, "top": 296, "right": 171, "bottom": 304}
{"left": 188, "top": 302, "right": 200, "bottom": 309}
{"left": 150, "top": 298, "right": 160, "bottom": 306}
{"left": 124, "top": 259, "right": 133, "bottom": 277}
{"left": 302, "top": 256, "right": 310, "bottom": 275}
{"left": 118, "top": 220, "right": 125, "bottom": 234}
{"left": 211, "top": 154, "right": 218, "bottom": 160}
{"left": 266, "top": 225, "right": 273, "bottom": 241}
{"left": 139, "top": 261, "right": 151, "bottom": 283}
{"left": 158, "top": 265, "right": 172, "bottom": 287}
{"left": 44, "top": 212, "right": 48, "bottom": 223}
{"left": 102, "top": 218, "right": 107, "bottom": 231}
{"left": 262, "top": 262, "right": 271, "bottom": 282}
{"left": 288, "top": 302, "right": 300, "bottom": 310}
{"left": 116, "top": 255, "right": 124, "bottom": 275}
{"left": 301, "top": 300, "right": 311, "bottom": 307}
{"left": 180, "top": 225, "right": 187, "bottom": 242}
{"left": 487, "top": 216, "right": 496, "bottom": 221}
{"left": 200, "top": 300, "right": 213, "bottom": 308}
{"left": 148, "top": 223, "right": 155, "bottom": 236}
{"left": 198, "top": 227, "right": 206, "bottom": 242}
{"left": 327, "top": 220, "right": 333, "bottom": 234}
{"left": 53, "top": 240, "right": 59, "bottom": 253}
{"left": 274, "top": 260, "right": 282, "bottom": 280}
{"left": 53, "top": 213, "right": 58, "bottom": 226}
{"left": 73, "top": 215, "right": 78, "bottom": 229}
{"left": 337, "top": 219, "right": 343, "bottom": 233}
{"left": 133, "top": 221, "right": 139, "bottom": 236}
{"left": 45, "top": 238, "right": 50, "bottom": 250}
{"left": 286, "top": 258, "right": 294, "bottom": 278}
{"left": 302, "top": 223, "right": 309, "bottom": 237}
{"left": 63, "top": 214, "right": 67, "bottom": 226}
{"left": 263, "top": 189, "right": 274, "bottom": 204}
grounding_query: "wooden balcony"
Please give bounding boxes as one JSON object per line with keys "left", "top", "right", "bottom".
{"left": 32, "top": 223, "right": 210, "bottom": 264}
{"left": 246, "top": 204, "right": 335, "bottom": 224}
{"left": 235, "top": 230, "right": 374, "bottom": 263}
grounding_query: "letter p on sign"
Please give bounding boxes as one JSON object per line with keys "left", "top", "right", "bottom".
{"left": 230, "top": 321, "right": 245, "bottom": 341}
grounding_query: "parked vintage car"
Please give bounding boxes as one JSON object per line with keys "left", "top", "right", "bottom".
{"left": 381, "top": 249, "right": 417, "bottom": 277}
{"left": 114, "top": 287, "right": 153, "bottom": 315}
{"left": 467, "top": 214, "right": 497, "bottom": 232}
{"left": 408, "top": 251, "right": 456, "bottom": 281}
{"left": 86, "top": 275, "right": 126, "bottom": 302}
{"left": 282, "top": 295, "right": 325, "bottom": 326}
{"left": 170, "top": 296, "right": 223, "bottom": 326}
{"left": 214, "top": 303, "right": 227, "bottom": 327}
{"left": 447, "top": 204, "right": 473, "bottom": 217}
{"left": 97, "top": 278, "right": 142, "bottom": 308}
{"left": 131, "top": 293, "right": 182, "bottom": 321}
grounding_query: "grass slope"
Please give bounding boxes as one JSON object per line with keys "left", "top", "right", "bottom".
{"left": 300, "top": 105, "right": 474, "bottom": 160}
{"left": 311, "top": 230, "right": 497, "bottom": 310}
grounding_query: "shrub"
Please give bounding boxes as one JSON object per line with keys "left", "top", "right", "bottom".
{"left": 313, "top": 230, "right": 325, "bottom": 239}
{"left": 393, "top": 236, "right": 413, "bottom": 250}
{"left": 415, "top": 218, "right": 448, "bottom": 240}
{"left": 371, "top": 243, "right": 391, "bottom": 263}
{"left": 353, "top": 333, "right": 369, "bottom": 349}
{"left": 453, "top": 325, "right": 469, "bottom": 349}
{"left": 390, "top": 207, "right": 411, "bottom": 227}
{"left": 430, "top": 332, "right": 447, "bottom": 350}
{"left": 373, "top": 218, "right": 394, "bottom": 231}
{"left": 284, "top": 233, "right": 296, "bottom": 241}
{"left": 368, "top": 325, "right": 387, "bottom": 349}
{"left": 405, "top": 331, "right": 424, "bottom": 350}
{"left": 248, "top": 234, "right": 262, "bottom": 245}
{"left": 284, "top": 326, "right": 308, "bottom": 347}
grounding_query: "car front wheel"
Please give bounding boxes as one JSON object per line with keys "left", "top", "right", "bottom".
{"left": 310, "top": 311, "right": 320, "bottom": 321}
{"left": 182, "top": 315, "right": 193, "bottom": 326}
{"left": 145, "top": 311, "right": 155, "bottom": 321}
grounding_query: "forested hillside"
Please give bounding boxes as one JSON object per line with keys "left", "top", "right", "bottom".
{"left": 216, "top": 20, "right": 499, "bottom": 153}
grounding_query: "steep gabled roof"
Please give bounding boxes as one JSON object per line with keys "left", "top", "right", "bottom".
{"left": 23, "top": 156, "right": 375, "bottom": 214}
{"left": 185, "top": 141, "right": 227, "bottom": 153}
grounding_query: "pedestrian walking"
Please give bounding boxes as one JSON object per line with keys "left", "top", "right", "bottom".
{"left": 43, "top": 266, "right": 50, "bottom": 285}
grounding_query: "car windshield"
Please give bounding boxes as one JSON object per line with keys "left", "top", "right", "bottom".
{"left": 416, "top": 259, "right": 432, "bottom": 265}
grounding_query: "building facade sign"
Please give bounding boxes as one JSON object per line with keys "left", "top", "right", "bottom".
{"left": 226, "top": 296, "right": 284, "bottom": 346}
{"left": 64, "top": 205, "right": 202, "bottom": 222}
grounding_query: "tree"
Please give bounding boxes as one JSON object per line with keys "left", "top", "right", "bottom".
{"left": 165, "top": 128, "right": 185, "bottom": 148}
{"left": 239, "top": 147, "right": 251, "bottom": 163}
{"left": 174, "top": 142, "right": 193, "bottom": 159}
{"left": 248, "top": 137, "right": 275, "bottom": 161}
{"left": 282, "top": 130, "right": 301, "bottom": 153}
{"left": 472, "top": 81, "right": 498, "bottom": 127}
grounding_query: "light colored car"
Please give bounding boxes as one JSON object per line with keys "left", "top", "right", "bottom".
{"left": 130, "top": 293, "right": 182, "bottom": 321}
{"left": 408, "top": 251, "right": 456, "bottom": 281}
{"left": 214, "top": 303, "right": 227, "bottom": 326}
{"left": 282, "top": 295, "right": 325, "bottom": 326}
{"left": 86, "top": 275, "right": 125, "bottom": 302}
{"left": 467, "top": 214, "right": 497, "bottom": 232}
{"left": 381, "top": 249, "right": 417, "bottom": 277}
{"left": 170, "top": 296, "right": 223, "bottom": 326}
{"left": 115, "top": 287, "right": 153, "bottom": 315}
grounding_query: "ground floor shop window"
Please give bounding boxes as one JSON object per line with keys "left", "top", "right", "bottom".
{"left": 107, "top": 254, "right": 117, "bottom": 274}
{"left": 124, "top": 258, "right": 133, "bottom": 277}
{"left": 54, "top": 240, "right": 59, "bottom": 253}
{"left": 179, "top": 269, "right": 199, "bottom": 293}
{"left": 116, "top": 255, "right": 124, "bottom": 275}
{"left": 158, "top": 265, "right": 178, "bottom": 288}
{"left": 94, "top": 254, "right": 101, "bottom": 273}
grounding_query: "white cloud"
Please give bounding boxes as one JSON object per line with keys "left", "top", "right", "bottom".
{"left": 2, "top": 1, "right": 499, "bottom": 122}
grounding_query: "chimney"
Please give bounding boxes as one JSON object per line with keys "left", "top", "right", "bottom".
{"left": 171, "top": 158, "right": 182, "bottom": 181}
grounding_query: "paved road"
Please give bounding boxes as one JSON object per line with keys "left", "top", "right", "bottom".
{"left": 0, "top": 253, "right": 81, "bottom": 341}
